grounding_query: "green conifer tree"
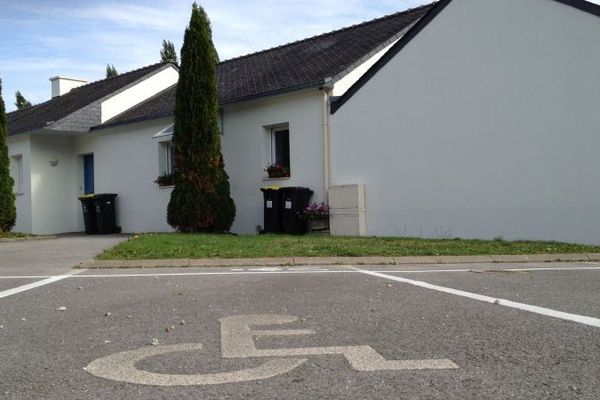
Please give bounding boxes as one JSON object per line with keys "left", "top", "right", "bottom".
{"left": 14, "top": 91, "right": 32, "bottom": 110}
{"left": 106, "top": 64, "right": 118, "bottom": 78}
{"left": 0, "top": 80, "right": 16, "bottom": 233}
{"left": 167, "top": 3, "right": 235, "bottom": 232}
{"left": 160, "top": 40, "right": 179, "bottom": 64}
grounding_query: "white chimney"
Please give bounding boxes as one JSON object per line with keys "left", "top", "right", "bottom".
{"left": 49, "top": 76, "right": 88, "bottom": 98}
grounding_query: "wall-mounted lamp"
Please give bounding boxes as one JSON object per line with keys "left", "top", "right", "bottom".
{"left": 49, "top": 158, "right": 59, "bottom": 167}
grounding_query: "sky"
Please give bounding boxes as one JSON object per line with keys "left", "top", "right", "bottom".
{"left": 0, "top": 0, "right": 430, "bottom": 112}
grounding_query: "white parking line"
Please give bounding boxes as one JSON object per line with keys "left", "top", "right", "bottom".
{"left": 381, "top": 266, "right": 600, "bottom": 274}
{"left": 355, "top": 269, "right": 600, "bottom": 329}
{"left": 75, "top": 270, "right": 349, "bottom": 278}
{"left": 0, "top": 266, "right": 599, "bottom": 280}
{"left": 0, "top": 275, "right": 55, "bottom": 279}
{"left": 0, "top": 271, "right": 84, "bottom": 299}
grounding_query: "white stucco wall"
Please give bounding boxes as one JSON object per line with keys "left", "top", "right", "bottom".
{"left": 29, "top": 135, "right": 79, "bottom": 234}
{"left": 330, "top": 0, "right": 600, "bottom": 243}
{"left": 100, "top": 67, "right": 178, "bottom": 123}
{"left": 74, "top": 119, "right": 175, "bottom": 233}
{"left": 7, "top": 136, "right": 32, "bottom": 233}
{"left": 7, "top": 88, "right": 325, "bottom": 235}
{"left": 222, "top": 90, "right": 326, "bottom": 234}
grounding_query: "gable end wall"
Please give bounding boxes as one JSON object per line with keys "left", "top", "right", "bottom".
{"left": 330, "top": 0, "right": 600, "bottom": 243}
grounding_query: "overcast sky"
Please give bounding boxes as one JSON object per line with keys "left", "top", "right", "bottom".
{"left": 0, "top": 0, "right": 431, "bottom": 112}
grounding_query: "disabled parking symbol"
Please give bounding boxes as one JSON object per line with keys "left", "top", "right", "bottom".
{"left": 85, "top": 314, "right": 458, "bottom": 386}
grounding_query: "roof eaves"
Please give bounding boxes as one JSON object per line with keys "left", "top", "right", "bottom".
{"left": 330, "top": 0, "right": 453, "bottom": 114}
{"left": 554, "top": 0, "right": 600, "bottom": 16}
{"left": 6, "top": 128, "right": 43, "bottom": 139}
{"left": 7, "top": 121, "right": 54, "bottom": 137}
{"left": 91, "top": 112, "right": 174, "bottom": 131}
{"left": 220, "top": 81, "right": 325, "bottom": 106}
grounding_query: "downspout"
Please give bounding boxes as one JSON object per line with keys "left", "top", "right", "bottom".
{"left": 320, "top": 78, "right": 334, "bottom": 200}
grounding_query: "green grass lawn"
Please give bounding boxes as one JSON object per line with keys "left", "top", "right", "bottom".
{"left": 98, "top": 233, "right": 600, "bottom": 260}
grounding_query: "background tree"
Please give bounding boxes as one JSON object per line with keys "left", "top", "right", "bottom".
{"left": 160, "top": 40, "right": 178, "bottom": 64}
{"left": 106, "top": 64, "right": 118, "bottom": 78}
{"left": 167, "top": 3, "right": 235, "bottom": 233}
{"left": 0, "top": 80, "right": 17, "bottom": 233}
{"left": 14, "top": 91, "right": 32, "bottom": 110}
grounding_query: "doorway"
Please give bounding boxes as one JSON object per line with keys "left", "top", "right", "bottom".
{"left": 83, "top": 154, "right": 94, "bottom": 194}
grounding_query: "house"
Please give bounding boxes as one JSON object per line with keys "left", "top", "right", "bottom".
{"left": 6, "top": 0, "right": 600, "bottom": 244}
{"left": 6, "top": 3, "right": 431, "bottom": 235}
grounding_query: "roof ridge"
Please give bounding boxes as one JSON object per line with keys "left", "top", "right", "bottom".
{"left": 59, "top": 60, "right": 173, "bottom": 95}
{"left": 218, "top": 2, "right": 436, "bottom": 65}
{"left": 7, "top": 61, "right": 174, "bottom": 117}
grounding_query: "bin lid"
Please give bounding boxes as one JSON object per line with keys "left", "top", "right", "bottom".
{"left": 78, "top": 194, "right": 95, "bottom": 200}
{"left": 94, "top": 193, "right": 118, "bottom": 199}
{"left": 280, "top": 186, "right": 313, "bottom": 193}
{"left": 261, "top": 186, "right": 281, "bottom": 191}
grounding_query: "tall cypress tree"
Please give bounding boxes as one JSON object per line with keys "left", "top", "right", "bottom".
{"left": 0, "top": 80, "right": 16, "bottom": 233}
{"left": 167, "top": 3, "right": 235, "bottom": 233}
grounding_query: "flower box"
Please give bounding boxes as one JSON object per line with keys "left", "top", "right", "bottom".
{"left": 304, "top": 202, "right": 329, "bottom": 232}
{"left": 155, "top": 174, "right": 175, "bottom": 187}
{"left": 265, "top": 163, "right": 290, "bottom": 179}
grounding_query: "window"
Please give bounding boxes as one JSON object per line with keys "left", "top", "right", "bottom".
{"left": 165, "top": 142, "right": 174, "bottom": 175}
{"left": 10, "top": 155, "right": 23, "bottom": 195}
{"left": 156, "top": 141, "right": 175, "bottom": 187}
{"left": 160, "top": 141, "right": 174, "bottom": 176}
{"left": 266, "top": 125, "right": 290, "bottom": 178}
{"left": 154, "top": 125, "right": 175, "bottom": 186}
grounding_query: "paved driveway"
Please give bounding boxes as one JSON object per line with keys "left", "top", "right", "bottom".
{"left": 0, "top": 262, "right": 599, "bottom": 399}
{"left": 0, "top": 235, "right": 128, "bottom": 276}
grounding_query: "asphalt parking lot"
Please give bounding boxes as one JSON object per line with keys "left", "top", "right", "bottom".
{"left": 1, "top": 262, "right": 599, "bottom": 399}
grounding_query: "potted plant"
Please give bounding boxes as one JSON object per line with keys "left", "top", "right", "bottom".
{"left": 265, "top": 163, "right": 290, "bottom": 179}
{"left": 304, "top": 202, "right": 329, "bottom": 232}
{"left": 155, "top": 173, "right": 175, "bottom": 187}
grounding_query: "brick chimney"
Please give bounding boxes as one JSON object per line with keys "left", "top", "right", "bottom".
{"left": 49, "top": 76, "right": 88, "bottom": 98}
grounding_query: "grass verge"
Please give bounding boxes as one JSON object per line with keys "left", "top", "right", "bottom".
{"left": 98, "top": 233, "right": 600, "bottom": 260}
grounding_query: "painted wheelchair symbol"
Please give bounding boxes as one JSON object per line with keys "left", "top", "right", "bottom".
{"left": 85, "top": 314, "right": 458, "bottom": 386}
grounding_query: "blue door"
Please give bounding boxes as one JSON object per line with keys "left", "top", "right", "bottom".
{"left": 83, "top": 154, "right": 94, "bottom": 194}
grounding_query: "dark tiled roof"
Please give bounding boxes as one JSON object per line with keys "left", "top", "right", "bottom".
{"left": 95, "top": 3, "right": 433, "bottom": 130}
{"left": 7, "top": 62, "right": 174, "bottom": 135}
{"left": 218, "top": 3, "right": 433, "bottom": 104}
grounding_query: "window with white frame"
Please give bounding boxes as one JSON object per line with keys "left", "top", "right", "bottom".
{"left": 10, "top": 154, "right": 23, "bottom": 195}
{"left": 165, "top": 142, "right": 174, "bottom": 175}
{"left": 158, "top": 141, "right": 175, "bottom": 176}
{"left": 153, "top": 124, "right": 176, "bottom": 186}
{"left": 265, "top": 124, "right": 290, "bottom": 178}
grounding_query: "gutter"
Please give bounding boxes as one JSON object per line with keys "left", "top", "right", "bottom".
{"left": 320, "top": 78, "right": 334, "bottom": 198}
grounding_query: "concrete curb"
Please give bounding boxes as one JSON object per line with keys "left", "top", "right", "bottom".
{"left": 0, "top": 235, "right": 57, "bottom": 243}
{"left": 79, "top": 253, "right": 600, "bottom": 269}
